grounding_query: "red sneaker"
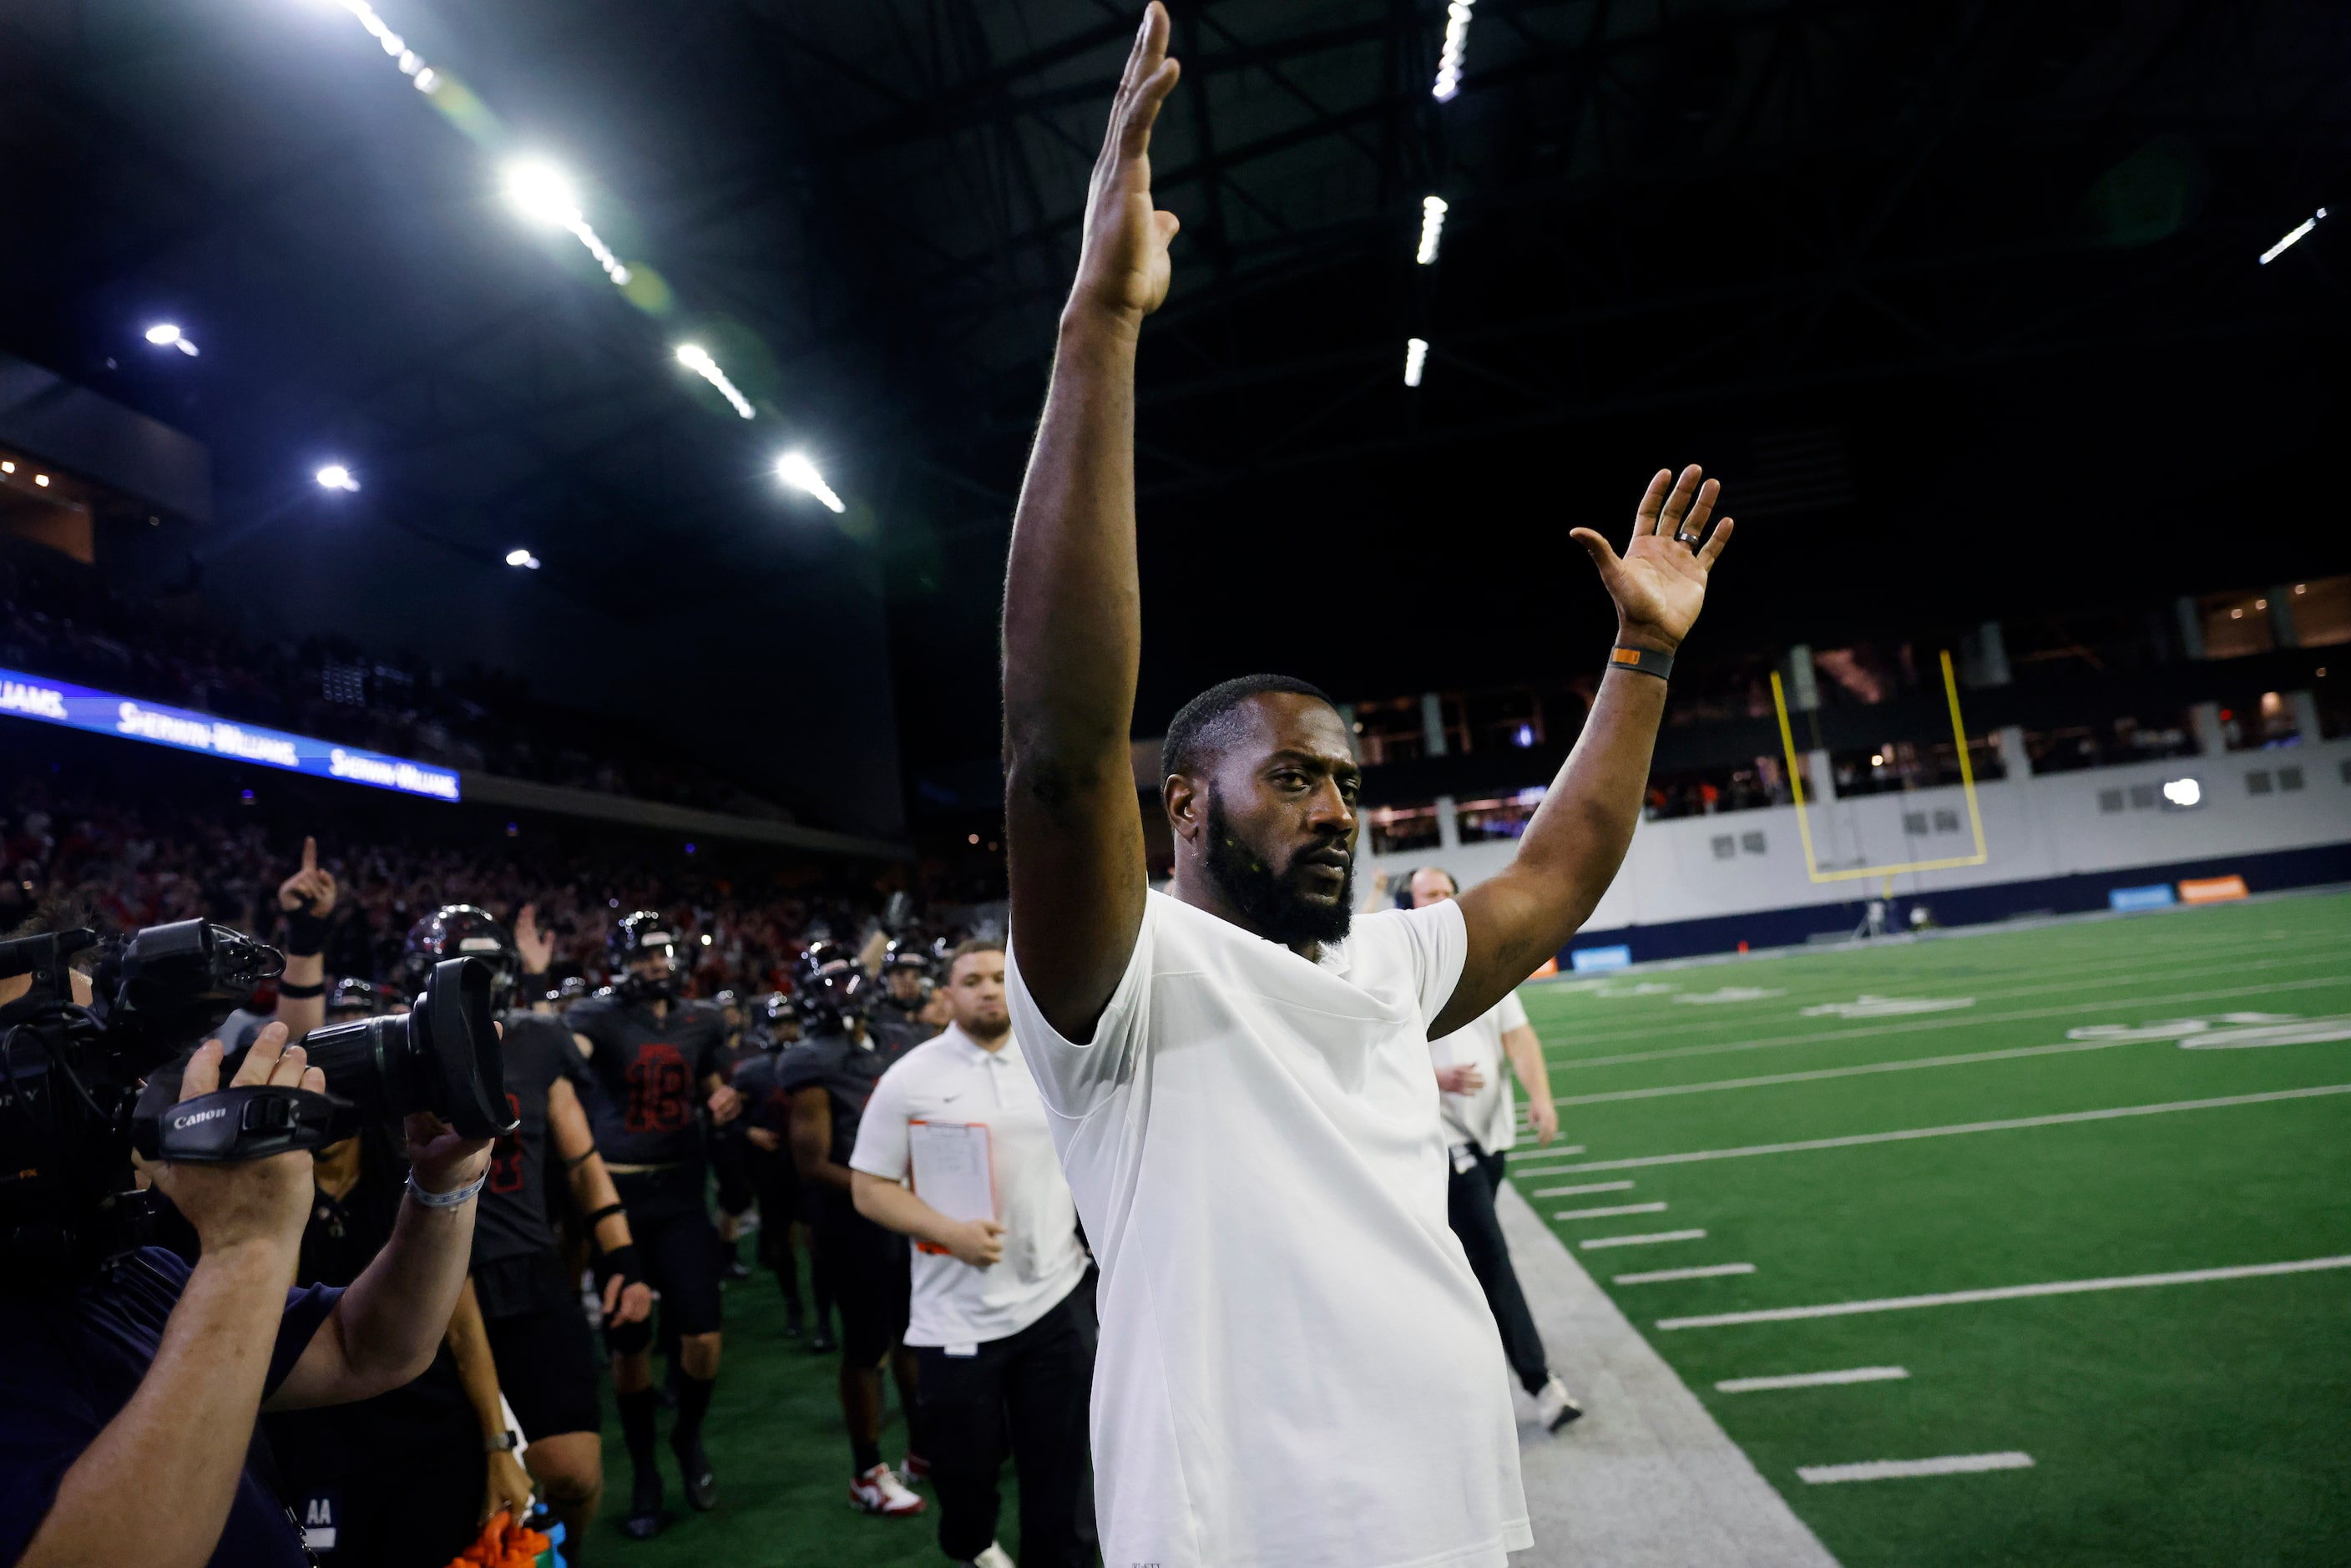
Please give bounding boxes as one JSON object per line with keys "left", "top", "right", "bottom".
{"left": 851, "top": 1464, "right": 926, "bottom": 1517}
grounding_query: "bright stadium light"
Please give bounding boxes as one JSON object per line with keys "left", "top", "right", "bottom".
{"left": 2162, "top": 777, "right": 2202, "bottom": 807}
{"left": 322, "top": 0, "right": 442, "bottom": 94}
{"left": 776, "top": 452, "right": 846, "bottom": 513}
{"left": 144, "top": 322, "right": 200, "bottom": 356}
{"left": 504, "top": 548, "right": 540, "bottom": 569}
{"left": 503, "top": 159, "right": 633, "bottom": 286}
{"left": 2259, "top": 206, "right": 2327, "bottom": 265}
{"left": 1416, "top": 195, "right": 1449, "bottom": 265}
{"left": 675, "top": 344, "right": 756, "bottom": 419}
{"left": 316, "top": 464, "right": 360, "bottom": 492}
{"left": 1433, "top": 0, "right": 1474, "bottom": 100}
{"left": 1403, "top": 337, "right": 1429, "bottom": 387}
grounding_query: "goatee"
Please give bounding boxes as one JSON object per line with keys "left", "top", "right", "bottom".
{"left": 1203, "top": 788, "right": 1354, "bottom": 949}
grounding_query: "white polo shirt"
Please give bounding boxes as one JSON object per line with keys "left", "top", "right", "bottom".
{"left": 1007, "top": 890, "right": 1529, "bottom": 1568}
{"left": 848, "top": 1023, "right": 1090, "bottom": 1349}
{"left": 1428, "top": 989, "right": 1532, "bottom": 1155}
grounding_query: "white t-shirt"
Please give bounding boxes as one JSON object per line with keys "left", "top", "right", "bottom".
{"left": 848, "top": 1024, "right": 1090, "bottom": 1348}
{"left": 1007, "top": 890, "right": 1530, "bottom": 1568}
{"left": 1428, "top": 989, "right": 1532, "bottom": 1154}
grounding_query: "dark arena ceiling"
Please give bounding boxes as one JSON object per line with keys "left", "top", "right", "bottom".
{"left": 2, "top": 0, "right": 2346, "bottom": 804}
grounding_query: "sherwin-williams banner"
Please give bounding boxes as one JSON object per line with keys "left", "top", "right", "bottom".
{"left": 0, "top": 664, "right": 461, "bottom": 802}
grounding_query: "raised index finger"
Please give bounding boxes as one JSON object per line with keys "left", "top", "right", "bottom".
{"left": 301, "top": 836, "right": 317, "bottom": 876}
{"left": 1631, "top": 469, "right": 1673, "bottom": 536}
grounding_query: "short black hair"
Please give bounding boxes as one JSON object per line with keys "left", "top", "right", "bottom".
{"left": 1160, "top": 673, "right": 1339, "bottom": 781}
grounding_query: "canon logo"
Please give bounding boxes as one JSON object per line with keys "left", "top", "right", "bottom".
{"left": 171, "top": 1107, "right": 230, "bottom": 1130}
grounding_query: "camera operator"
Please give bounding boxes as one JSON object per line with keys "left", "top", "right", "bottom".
{"left": 0, "top": 1007, "right": 490, "bottom": 1568}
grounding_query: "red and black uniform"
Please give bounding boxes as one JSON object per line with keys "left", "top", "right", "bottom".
{"left": 775, "top": 1026, "right": 913, "bottom": 1366}
{"left": 472, "top": 1010, "right": 602, "bottom": 1444}
{"left": 571, "top": 993, "right": 728, "bottom": 1341}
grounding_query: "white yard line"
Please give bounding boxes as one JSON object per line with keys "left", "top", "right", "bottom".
{"left": 1716, "top": 1366, "right": 1905, "bottom": 1393}
{"left": 1619, "top": 1263, "right": 1757, "bottom": 1285}
{"left": 1551, "top": 1035, "right": 2147, "bottom": 1106}
{"left": 1530, "top": 1181, "right": 1637, "bottom": 1198}
{"left": 1539, "top": 1084, "right": 2351, "bottom": 1176}
{"left": 1556, "top": 1201, "right": 1669, "bottom": 1221}
{"left": 1798, "top": 1453, "right": 2033, "bottom": 1485}
{"left": 1659, "top": 1254, "right": 2351, "bottom": 1331}
{"left": 1501, "top": 1146, "right": 1586, "bottom": 1166}
{"left": 1545, "top": 971, "right": 2351, "bottom": 1072}
{"left": 1530, "top": 933, "right": 2304, "bottom": 1050}
{"left": 1584, "top": 1228, "right": 1707, "bottom": 1249}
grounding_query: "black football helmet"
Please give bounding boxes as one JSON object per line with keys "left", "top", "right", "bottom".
{"left": 326, "top": 976, "right": 397, "bottom": 1020}
{"left": 405, "top": 904, "right": 518, "bottom": 1009}
{"left": 791, "top": 940, "right": 867, "bottom": 1034}
{"left": 607, "top": 910, "right": 683, "bottom": 1001}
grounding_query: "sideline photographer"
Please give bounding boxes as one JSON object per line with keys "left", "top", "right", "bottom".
{"left": 0, "top": 940, "right": 493, "bottom": 1568}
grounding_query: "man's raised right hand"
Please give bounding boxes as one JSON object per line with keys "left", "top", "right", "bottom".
{"left": 141, "top": 1024, "right": 321, "bottom": 1263}
{"left": 1069, "top": 3, "right": 1182, "bottom": 327}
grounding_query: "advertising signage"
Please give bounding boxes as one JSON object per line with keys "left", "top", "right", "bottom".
{"left": 0, "top": 664, "right": 462, "bottom": 802}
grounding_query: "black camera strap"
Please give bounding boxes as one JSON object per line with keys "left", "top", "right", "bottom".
{"left": 132, "top": 1086, "right": 351, "bottom": 1164}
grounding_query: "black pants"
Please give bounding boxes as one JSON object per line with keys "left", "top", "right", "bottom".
{"left": 1447, "top": 1146, "right": 1550, "bottom": 1394}
{"left": 915, "top": 1271, "right": 1100, "bottom": 1567}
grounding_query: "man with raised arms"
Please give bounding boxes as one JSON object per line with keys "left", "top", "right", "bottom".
{"left": 996, "top": 8, "right": 1737, "bottom": 1565}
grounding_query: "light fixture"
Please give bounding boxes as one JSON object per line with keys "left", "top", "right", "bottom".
{"left": 0, "top": 462, "right": 12, "bottom": 473}
{"left": 675, "top": 344, "right": 755, "bottom": 419}
{"left": 1403, "top": 336, "right": 1428, "bottom": 387}
{"left": 776, "top": 451, "right": 846, "bottom": 513}
{"left": 324, "top": 0, "right": 442, "bottom": 95}
{"left": 503, "top": 159, "right": 632, "bottom": 286}
{"left": 1416, "top": 195, "right": 1449, "bottom": 264}
{"left": 2256, "top": 598, "right": 2268, "bottom": 609}
{"left": 1432, "top": 0, "right": 1474, "bottom": 100}
{"left": 700, "top": 933, "right": 713, "bottom": 946}
{"left": 33, "top": 474, "right": 50, "bottom": 488}
{"left": 2161, "top": 777, "right": 2202, "bottom": 807}
{"left": 144, "top": 322, "right": 200, "bottom": 357}
{"left": 316, "top": 464, "right": 360, "bottom": 492}
{"left": 504, "top": 548, "right": 541, "bottom": 569}
{"left": 1870, "top": 752, "right": 1885, "bottom": 766}
{"left": 2259, "top": 207, "right": 2326, "bottom": 265}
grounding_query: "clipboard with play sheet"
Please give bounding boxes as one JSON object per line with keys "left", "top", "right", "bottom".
{"left": 908, "top": 1119, "right": 995, "bottom": 1256}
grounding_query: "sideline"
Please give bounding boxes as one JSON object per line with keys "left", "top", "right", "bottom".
{"left": 1497, "top": 1183, "right": 1839, "bottom": 1567}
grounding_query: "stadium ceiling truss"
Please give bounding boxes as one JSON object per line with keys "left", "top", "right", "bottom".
{"left": 3, "top": 0, "right": 2343, "bottom": 589}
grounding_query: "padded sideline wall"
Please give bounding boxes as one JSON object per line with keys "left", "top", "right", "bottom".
{"left": 1363, "top": 739, "right": 2351, "bottom": 945}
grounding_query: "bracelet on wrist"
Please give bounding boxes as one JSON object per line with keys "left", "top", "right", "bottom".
{"left": 277, "top": 979, "right": 326, "bottom": 999}
{"left": 406, "top": 1168, "right": 487, "bottom": 1210}
{"left": 1608, "top": 643, "right": 1674, "bottom": 680}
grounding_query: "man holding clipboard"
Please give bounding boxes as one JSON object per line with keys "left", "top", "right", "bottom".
{"left": 852, "top": 939, "right": 1098, "bottom": 1568}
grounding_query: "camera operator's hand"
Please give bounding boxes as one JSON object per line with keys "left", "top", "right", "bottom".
{"left": 403, "top": 1112, "right": 493, "bottom": 1197}
{"left": 142, "top": 1024, "right": 321, "bottom": 1264}
{"left": 276, "top": 835, "right": 338, "bottom": 918}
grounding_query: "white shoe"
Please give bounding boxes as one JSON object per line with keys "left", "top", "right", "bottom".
{"left": 1534, "top": 1374, "right": 1585, "bottom": 1431}
{"left": 850, "top": 1463, "right": 926, "bottom": 1516}
{"left": 970, "top": 1545, "right": 1017, "bottom": 1568}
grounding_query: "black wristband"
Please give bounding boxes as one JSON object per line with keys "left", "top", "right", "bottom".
{"left": 585, "top": 1201, "right": 626, "bottom": 1227}
{"left": 276, "top": 979, "right": 326, "bottom": 999}
{"left": 597, "top": 1242, "right": 645, "bottom": 1290}
{"left": 1609, "top": 644, "right": 1674, "bottom": 680}
{"left": 283, "top": 903, "right": 330, "bottom": 956}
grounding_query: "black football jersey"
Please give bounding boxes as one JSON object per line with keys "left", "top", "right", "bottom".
{"left": 569, "top": 994, "right": 726, "bottom": 1166}
{"left": 473, "top": 1011, "right": 589, "bottom": 1267}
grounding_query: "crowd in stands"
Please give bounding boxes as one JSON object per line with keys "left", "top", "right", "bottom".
{"left": 0, "top": 541, "right": 793, "bottom": 822}
{"left": 0, "top": 763, "right": 936, "bottom": 999}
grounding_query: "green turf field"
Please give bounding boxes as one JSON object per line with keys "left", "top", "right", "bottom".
{"left": 580, "top": 1254, "right": 1005, "bottom": 1566}
{"left": 588, "top": 892, "right": 2350, "bottom": 1567}
{"left": 1509, "top": 890, "right": 2351, "bottom": 1568}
